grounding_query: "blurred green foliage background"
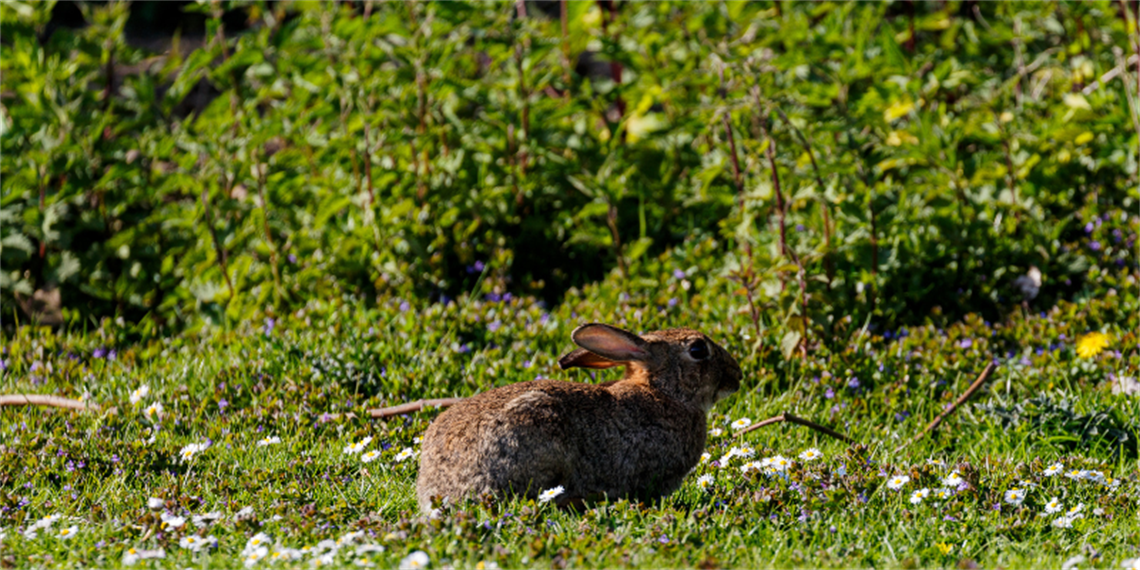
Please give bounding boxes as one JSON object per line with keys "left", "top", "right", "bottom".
{"left": 2, "top": 0, "right": 1137, "bottom": 338}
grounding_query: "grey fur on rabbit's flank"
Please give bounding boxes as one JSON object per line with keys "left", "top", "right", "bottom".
{"left": 416, "top": 323, "right": 742, "bottom": 512}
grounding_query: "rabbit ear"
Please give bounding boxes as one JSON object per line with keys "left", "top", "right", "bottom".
{"left": 564, "top": 323, "right": 649, "bottom": 365}
{"left": 558, "top": 348, "right": 622, "bottom": 370}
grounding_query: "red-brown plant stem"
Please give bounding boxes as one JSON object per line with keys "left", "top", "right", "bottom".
{"left": 598, "top": 0, "right": 625, "bottom": 118}
{"left": 560, "top": 0, "right": 572, "bottom": 96}
{"left": 1012, "top": 18, "right": 1025, "bottom": 107}
{"left": 200, "top": 184, "right": 235, "bottom": 303}
{"left": 515, "top": 0, "right": 530, "bottom": 175}
{"left": 103, "top": 40, "right": 114, "bottom": 115}
{"left": 361, "top": 122, "right": 376, "bottom": 209}
{"left": 775, "top": 107, "right": 833, "bottom": 289}
{"left": 905, "top": 0, "right": 917, "bottom": 52}
{"left": 211, "top": 0, "right": 240, "bottom": 123}
{"left": 254, "top": 149, "right": 284, "bottom": 305}
{"left": 894, "top": 362, "right": 997, "bottom": 453}
{"left": 758, "top": 117, "right": 788, "bottom": 261}
{"left": 869, "top": 196, "right": 878, "bottom": 315}
{"left": 1119, "top": 0, "right": 1140, "bottom": 148}
{"left": 722, "top": 74, "right": 761, "bottom": 344}
{"left": 607, "top": 203, "right": 627, "bottom": 279}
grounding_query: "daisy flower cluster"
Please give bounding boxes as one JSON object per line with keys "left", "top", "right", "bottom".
{"left": 19, "top": 513, "right": 78, "bottom": 540}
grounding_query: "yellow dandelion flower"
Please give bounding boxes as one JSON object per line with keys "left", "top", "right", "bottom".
{"left": 1076, "top": 332, "right": 1110, "bottom": 358}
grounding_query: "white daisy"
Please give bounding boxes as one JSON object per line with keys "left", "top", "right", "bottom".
{"left": 257, "top": 436, "right": 281, "bottom": 447}
{"left": 337, "top": 531, "right": 364, "bottom": 547}
{"left": 394, "top": 448, "right": 417, "bottom": 462}
{"left": 1043, "top": 462, "right": 1063, "bottom": 476}
{"left": 179, "top": 442, "right": 208, "bottom": 463}
{"left": 57, "top": 525, "right": 78, "bottom": 539}
{"left": 147, "top": 497, "right": 165, "bottom": 511}
{"left": 1004, "top": 488, "right": 1026, "bottom": 506}
{"left": 696, "top": 474, "right": 714, "bottom": 490}
{"left": 1081, "top": 470, "right": 1106, "bottom": 483}
{"left": 538, "top": 486, "right": 564, "bottom": 503}
{"left": 932, "top": 488, "right": 953, "bottom": 500}
{"left": 731, "top": 417, "right": 752, "bottom": 430}
{"left": 766, "top": 455, "right": 791, "bottom": 472}
{"left": 191, "top": 512, "right": 220, "bottom": 528}
{"left": 1064, "top": 469, "right": 1084, "bottom": 480}
{"left": 399, "top": 550, "right": 431, "bottom": 570}
{"left": 699, "top": 452, "right": 711, "bottom": 464}
{"left": 942, "top": 471, "right": 963, "bottom": 487}
{"left": 886, "top": 475, "right": 911, "bottom": 490}
{"left": 1044, "top": 497, "right": 1063, "bottom": 514}
{"left": 909, "top": 488, "right": 930, "bottom": 504}
{"left": 130, "top": 385, "right": 150, "bottom": 405}
{"left": 361, "top": 450, "right": 381, "bottom": 463}
{"left": 144, "top": 402, "right": 164, "bottom": 421}
{"left": 798, "top": 448, "right": 822, "bottom": 462}
{"left": 179, "top": 536, "right": 205, "bottom": 551}
{"left": 160, "top": 513, "right": 186, "bottom": 529}
{"left": 708, "top": 428, "right": 724, "bottom": 438}
{"left": 244, "top": 532, "right": 273, "bottom": 554}
{"left": 740, "top": 461, "right": 762, "bottom": 474}
{"left": 243, "top": 545, "right": 269, "bottom": 567}
{"left": 343, "top": 437, "right": 373, "bottom": 455}
{"left": 269, "top": 547, "right": 304, "bottom": 561}
{"left": 1052, "top": 513, "right": 1082, "bottom": 528}
{"left": 926, "top": 459, "right": 946, "bottom": 468}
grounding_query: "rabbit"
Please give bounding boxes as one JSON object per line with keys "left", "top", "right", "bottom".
{"left": 416, "top": 322, "right": 742, "bottom": 513}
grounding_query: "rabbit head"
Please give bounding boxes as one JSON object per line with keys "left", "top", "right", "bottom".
{"left": 558, "top": 323, "right": 741, "bottom": 412}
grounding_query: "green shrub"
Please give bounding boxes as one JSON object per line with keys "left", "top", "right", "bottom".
{"left": 2, "top": 0, "right": 1136, "bottom": 334}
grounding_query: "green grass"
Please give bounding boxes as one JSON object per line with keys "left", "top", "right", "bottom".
{"left": 2, "top": 283, "right": 1138, "bottom": 569}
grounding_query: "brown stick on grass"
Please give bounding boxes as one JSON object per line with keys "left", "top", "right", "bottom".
{"left": 733, "top": 411, "right": 856, "bottom": 445}
{"left": 893, "top": 361, "right": 997, "bottom": 453}
{"left": 368, "top": 398, "right": 465, "bottom": 419}
{"left": 0, "top": 395, "right": 98, "bottom": 411}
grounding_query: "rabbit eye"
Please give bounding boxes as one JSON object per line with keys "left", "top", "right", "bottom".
{"left": 688, "top": 339, "right": 710, "bottom": 361}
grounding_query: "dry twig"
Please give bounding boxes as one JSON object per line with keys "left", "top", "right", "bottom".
{"left": 368, "top": 397, "right": 465, "bottom": 419}
{"left": 734, "top": 411, "right": 855, "bottom": 445}
{"left": 0, "top": 394, "right": 98, "bottom": 411}
{"left": 893, "top": 361, "right": 997, "bottom": 453}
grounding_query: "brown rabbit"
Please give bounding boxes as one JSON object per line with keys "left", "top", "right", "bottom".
{"left": 415, "top": 323, "right": 742, "bottom": 513}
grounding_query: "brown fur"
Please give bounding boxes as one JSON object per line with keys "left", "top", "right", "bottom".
{"left": 416, "top": 324, "right": 742, "bottom": 513}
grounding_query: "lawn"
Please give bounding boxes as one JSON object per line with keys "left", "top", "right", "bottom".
{"left": 2, "top": 286, "right": 1138, "bottom": 568}
{"left": 2, "top": 0, "right": 1139, "bottom": 567}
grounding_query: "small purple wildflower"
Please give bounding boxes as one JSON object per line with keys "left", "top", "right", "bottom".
{"left": 824, "top": 387, "right": 835, "bottom": 399}
{"left": 672, "top": 269, "right": 685, "bottom": 280}
{"left": 957, "top": 339, "right": 972, "bottom": 349}
{"left": 1089, "top": 240, "right": 1101, "bottom": 251}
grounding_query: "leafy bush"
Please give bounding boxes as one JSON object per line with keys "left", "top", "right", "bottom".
{"left": 2, "top": 0, "right": 1137, "bottom": 335}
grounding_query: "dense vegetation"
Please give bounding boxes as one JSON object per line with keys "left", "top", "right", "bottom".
{"left": 1, "top": 1, "right": 1138, "bottom": 569}
{"left": 2, "top": 0, "right": 1137, "bottom": 334}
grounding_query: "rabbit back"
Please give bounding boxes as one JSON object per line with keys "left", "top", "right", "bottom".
{"left": 416, "top": 379, "right": 705, "bottom": 511}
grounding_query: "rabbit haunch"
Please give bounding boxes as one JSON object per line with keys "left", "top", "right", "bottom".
{"left": 416, "top": 323, "right": 742, "bottom": 512}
